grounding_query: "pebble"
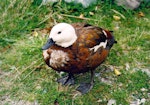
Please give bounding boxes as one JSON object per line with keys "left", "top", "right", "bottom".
{"left": 107, "top": 99, "right": 116, "bottom": 105}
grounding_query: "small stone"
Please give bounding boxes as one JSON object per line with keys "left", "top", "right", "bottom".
{"left": 148, "top": 93, "right": 150, "bottom": 97}
{"left": 97, "top": 99, "right": 102, "bottom": 103}
{"left": 140, "top": 98, "right": 146, "bottom": 104}
{"left": 95, "top": 73, "right": 101, "bottom": 77}
{"left": 125, "top": 63, "right": 130, "bottom": 71}
{"left": 140, "top": 88, "right": 147, "bottom": 92}
{"left": 101, "top": 77, "right": 112, "bottom": 85}
{"left": 107, "top": 99, "right": 116, "bottom": 105}
{"left": 130, "top": 99, "right": 140, "bottom": 105}
{"left": 36, "top": 84, "right": 41, "bottom": 90}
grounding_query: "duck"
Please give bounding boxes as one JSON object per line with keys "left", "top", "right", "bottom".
{"left": 42, "top": 23, "right": 117, "bottom": 94}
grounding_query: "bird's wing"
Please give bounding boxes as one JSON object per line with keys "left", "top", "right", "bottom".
{"left": 71, "top": 23, "right": 114, "bottom": 69}
{"left": 72, "top": 23, "right": 108, "bottom": 49}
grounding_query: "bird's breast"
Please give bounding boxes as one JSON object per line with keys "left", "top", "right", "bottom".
{"left": 43, "top": 49, "right": 70, "bottom": 69}
{"left": 50, "top": 50, "right": 70, "bottom": 68}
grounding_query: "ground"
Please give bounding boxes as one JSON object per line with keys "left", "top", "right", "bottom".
{"left": 0, "top": 1, "right": 150, "bottom": 105}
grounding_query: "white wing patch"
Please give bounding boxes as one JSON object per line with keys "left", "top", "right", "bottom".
{"left": 89, "top": 40, "right": 107, "bottom": 52}
{"left": 102, "top": 30, "right": 107, "bottom": 37}
{"left": 50, "top": 50, "right": 69, "bottom": 68}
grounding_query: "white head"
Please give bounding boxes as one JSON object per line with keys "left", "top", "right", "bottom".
{"left": 49, "top": 23, "right": 77, "bottom": 48}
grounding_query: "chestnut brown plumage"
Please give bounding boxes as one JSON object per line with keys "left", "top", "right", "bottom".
{"left": 42, "top": 23, "right": 117, "bottom": 94}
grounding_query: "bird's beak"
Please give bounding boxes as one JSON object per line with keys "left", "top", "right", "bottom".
{"left": 42, "top": 38, "right": 55, "bottom": 50}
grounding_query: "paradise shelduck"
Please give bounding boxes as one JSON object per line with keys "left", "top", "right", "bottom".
{"left": 42, "top": 23, "right": 117, "bottom": 94}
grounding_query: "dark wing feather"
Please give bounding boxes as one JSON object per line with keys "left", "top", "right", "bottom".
{"left": 71, "top": 23, "right": 116, "bottom": 70}
{"left": 72, "top": 23, "right": 107, "bottom": 48}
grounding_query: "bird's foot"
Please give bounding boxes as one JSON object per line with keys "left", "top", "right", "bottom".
{"left": 76, "top": 83, "right": 93, "bottom": 94}
{"left": 57, "top": 75, "right": 75, "bottom": 85}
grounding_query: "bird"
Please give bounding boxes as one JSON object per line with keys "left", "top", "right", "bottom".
{"left": 42, "top": 23, "right": 117, "bottom": 94}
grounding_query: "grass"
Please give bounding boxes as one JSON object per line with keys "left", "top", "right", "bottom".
{"left": 0, "top": 0, "right": 150, "bottom": 105}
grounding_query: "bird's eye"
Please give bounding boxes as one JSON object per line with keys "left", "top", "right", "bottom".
{"left": 57, "top": 31, "right": 61, "bottom": 34}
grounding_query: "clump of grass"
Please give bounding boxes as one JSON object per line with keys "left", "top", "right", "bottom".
{"left": 0, "top": 0, "right": 52, "bottom": 47}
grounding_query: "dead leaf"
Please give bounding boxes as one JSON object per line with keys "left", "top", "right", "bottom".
{"left": 138, "top": 12, "right": 145, "bottom": 17}
{"left": 40, "top": 28, "right": 51, "bottom": 34}
{"left": 111, "top": 9, "right": 126, "bottom": 19}
{"left": 57, "top": 84, "right": 69, "bottom": 92}
{"left": 95, "top": 6, "right": 98, "bottom": 11}
{"left": 79, "top": 14, "right": 84, "bottom": 18}
{"left": 89, "top": 12, "right": 94, "bottom": 15}
{"left": 113, "top": 15, "right": 121, "bottom": 21}
{"left": 72, "top": 91, "right": 82, "bottom": 99}
{"left": 96, "top": 99, "right": 102, "bottom": 103}
{"left": 114, "top": 69, "right": 121, "bottom": 76}
{"left": 125, "top": 63, "right": 130, "bottom": 71}
{"left": 34, "top": 65, "right": 43, "bottom": 70}
{"left": 32, "top": 31, "right": 38, "bottom": 37}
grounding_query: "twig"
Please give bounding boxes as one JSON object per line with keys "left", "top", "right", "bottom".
{"left": 22, "top": 62, "right": 44, "bottom": 81}
{"left": 14, "top": 67, "right": 21, "bottom": 81}
{"left": 10, "top": 57, "right": 43, "bottom": 82}
{"left": 111, "top": 9, "right": 126, "bottom": 19}
{"left": 60, "top": 14, "right": 99, "bottom": 22}
{"left": 38, "top": 12, "right": 54, "bottom": 25}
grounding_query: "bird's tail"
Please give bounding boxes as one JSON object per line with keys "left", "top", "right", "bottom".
{"left": 106, "top": 31, "right": 117, "bottom": 49}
